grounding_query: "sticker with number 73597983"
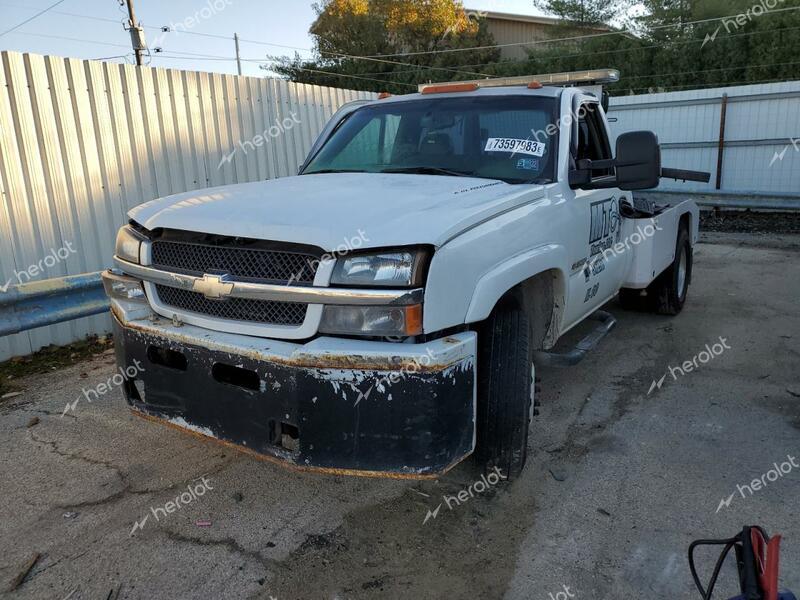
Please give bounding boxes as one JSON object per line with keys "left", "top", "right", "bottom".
{"left": 485, "top": 138, "right": 546, "bottom": 157}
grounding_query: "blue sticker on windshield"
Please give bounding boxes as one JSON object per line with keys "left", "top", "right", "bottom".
{"left": 516, "top": 158, "right": 540, "bottom": 171}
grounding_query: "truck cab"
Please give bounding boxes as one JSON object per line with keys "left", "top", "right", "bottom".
{"left": 105, "top": 69, "right": 707, "bottom": 480}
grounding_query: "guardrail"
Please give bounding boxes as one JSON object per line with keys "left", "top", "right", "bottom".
{"left": 0, "top": 272, "right": 109, "bottom": 337}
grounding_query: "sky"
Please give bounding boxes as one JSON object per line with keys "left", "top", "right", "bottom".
{"left": 0, "top": 0, "right": 550, "bottom": 78}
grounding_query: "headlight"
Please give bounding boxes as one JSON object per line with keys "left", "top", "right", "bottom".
{"left": 330, "top": 249, "right": 428, "bottom": 287}
{"left": 115, "top": 225, "right": 146, "bottom": 264}
{"left": 319, "top": 304, "right": 423, "bottom": 337}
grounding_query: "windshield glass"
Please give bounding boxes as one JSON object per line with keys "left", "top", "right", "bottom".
{"left": 302, "top": 95, "right": 559, "bottom": 184}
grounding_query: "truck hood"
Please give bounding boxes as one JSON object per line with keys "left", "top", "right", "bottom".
{"left": 129, "top": 173, "right": 546, "bottom": 250}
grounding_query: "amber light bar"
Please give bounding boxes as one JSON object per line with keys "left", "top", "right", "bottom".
{"left": 417, "top": 69, "right": 620, "bottom": 93}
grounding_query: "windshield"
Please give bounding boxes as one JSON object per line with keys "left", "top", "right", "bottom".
{"left": 302, "top": 95, "right": 559, "bottom": 184}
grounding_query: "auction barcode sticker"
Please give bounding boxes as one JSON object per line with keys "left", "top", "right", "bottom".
{"left": 485, "top": 138, "right": 546, "bottom": 157}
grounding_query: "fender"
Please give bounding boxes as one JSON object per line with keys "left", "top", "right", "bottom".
{"left": 464, "top": 244, "right": 569, "bottom": 324}
{"left": 683, "top": 204, "right": 700, "bottom": 246}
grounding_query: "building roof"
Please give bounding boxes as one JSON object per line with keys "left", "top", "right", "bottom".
{"left": 466, "top": 9, "right": 611, "bottom": 32}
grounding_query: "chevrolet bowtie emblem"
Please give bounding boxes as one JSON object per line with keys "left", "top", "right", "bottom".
{"left": 193, "top": 274, "right": 234, "bottom": 299}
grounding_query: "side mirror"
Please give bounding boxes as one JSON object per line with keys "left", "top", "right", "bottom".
{"left": 568, "top": 130, "right": 709, "bottom": 191}
{"left": 615, "top": 131, "right": 661, "bottom": 191}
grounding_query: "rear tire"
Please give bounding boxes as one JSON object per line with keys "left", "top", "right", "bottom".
{"left": 649, "top": 225, "right": 692, "bottom": 316}
{"left": 473, "top": 292, "right": 533, "bottom": 482}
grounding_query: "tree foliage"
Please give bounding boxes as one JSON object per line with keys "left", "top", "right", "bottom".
{"left": 531, "top": 0, "right": 634, "bottom": 26}
{"left": 272, "top": 0, "right": 500, "bottom": 94}
{"left": 272, "top": 0, "right": 800, "bottom": 96}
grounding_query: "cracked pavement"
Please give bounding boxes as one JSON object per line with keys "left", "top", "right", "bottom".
{"left": 0, "top": 234, "right": 799, "bottom": 599}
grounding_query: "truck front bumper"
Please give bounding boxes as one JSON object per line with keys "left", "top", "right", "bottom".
{"left": 111, "top": 305, "right": 476, "bottom": 479}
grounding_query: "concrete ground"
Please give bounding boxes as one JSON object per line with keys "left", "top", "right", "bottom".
{"left": 1, "top": 233, "right": 798, "bottom": 600}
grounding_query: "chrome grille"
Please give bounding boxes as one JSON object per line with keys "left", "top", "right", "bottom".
{"left": 151, "top": 240, "right": 318, "bottom": 285}
{"left": 155, "top": 285, "right": 307, "bottom": 326}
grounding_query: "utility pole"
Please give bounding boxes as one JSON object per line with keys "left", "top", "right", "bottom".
{"left": 234, "top": 33, "right": 242, "bottom": 76}
{"left": 124, "top": 0, "right": 145, "bottom": 66}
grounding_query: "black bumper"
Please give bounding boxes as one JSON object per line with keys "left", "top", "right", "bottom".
{"left": 113, "top": 316, "right": 476, "bottom": 478}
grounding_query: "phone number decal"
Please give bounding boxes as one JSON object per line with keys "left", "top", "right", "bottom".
{"left": 485, "top": 138, "right": 546, "bottom": 157}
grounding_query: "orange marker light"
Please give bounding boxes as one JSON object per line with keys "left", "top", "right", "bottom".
{"left": 421, "top": 83, "right": 479, "bottom": 95}
{"left": 403, "top": 304, "right": 424, "bottom": 336}
{"left": 528, "top": 81, "right": 544, "bottom": 89}
{"left": 378, "top": 92, "right": 392, "bottom": 99}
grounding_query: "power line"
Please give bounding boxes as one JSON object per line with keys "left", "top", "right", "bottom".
{"left": 357, "top": 53, "right": 800, "bottom": 80}
{"left": 5, "top": 2, "right": 800, "bottom": 85}
{"left": 621, "top": 76, "right": 794, "bottom": 94}
{"left": 155, "top": 48, "right": 800, "bottom": 90}
{"left": 152, "top": 51, "right": 417, "bottom": 88}
{"left": 0, "top": 0, "right": 69, "bottom": 37}
{"left": 1, "top": 2, "right": 493, "bottom": 79}
{"left": 0, "top": 2, "right": 139, "bottom": 26}
{"left": 234, "top": 36, "right": 494, "bottom": 78}
{"left": 6, "top": 30, "right": 131, "bottom": 49}
{"left": 362, "top": 5, "right": 800, "bottom": 58}
{"left": 310, "top": 24, "right": 800, "bottom": 79}
{"left": 90, "top": 53, "right": 133, "bottom": 62}
{"left": 620, "top": 60, "right": 800, "bottom": 82}
{"left": 289, "top": 66, "right": 418, "bottom": 89}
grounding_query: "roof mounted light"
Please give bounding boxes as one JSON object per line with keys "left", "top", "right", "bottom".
{"left": 420, "top": 82, "right": 479, "bottom": 95}
{"left": 417, "top": 69, "right": 620, "bottom": 93}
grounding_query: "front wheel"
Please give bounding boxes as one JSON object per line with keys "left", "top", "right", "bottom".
{"left": 473, "top": 292, "right": 533, "bottom": 482}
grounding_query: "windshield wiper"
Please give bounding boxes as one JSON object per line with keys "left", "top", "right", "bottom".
{"left": 380, "top": 166, "right": 477, "bottom": 178}
{"left": 302, "top": 169, "right": 368, "bottom": 175}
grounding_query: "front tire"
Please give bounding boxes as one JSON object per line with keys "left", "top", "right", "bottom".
{"left": 473, "top": 292, "right": 533, "bottom": 482}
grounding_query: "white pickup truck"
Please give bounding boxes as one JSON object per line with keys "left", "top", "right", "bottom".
{"left": 104, "top": 70, "right": 709, "bottom": 480}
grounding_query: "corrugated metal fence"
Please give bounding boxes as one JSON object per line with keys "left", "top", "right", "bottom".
{"left": 608, "top": 80, "right": 800, "bottom": 203}
{"left": 0, "top": 51, "right": 374, "bottom": 362}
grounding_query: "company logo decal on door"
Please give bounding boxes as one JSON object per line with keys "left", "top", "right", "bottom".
{"left": 589, "top": 197, "right": 621, "bottom": 256}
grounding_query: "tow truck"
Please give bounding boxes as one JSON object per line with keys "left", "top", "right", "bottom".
{"left": 104, "top": 69, "right": 710, "bottom": 480}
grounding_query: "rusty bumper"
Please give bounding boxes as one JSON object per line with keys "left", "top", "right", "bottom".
{"left": 112, "top": 313, "right": 476, "bottom": 478}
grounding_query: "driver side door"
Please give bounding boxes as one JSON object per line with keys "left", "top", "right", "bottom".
{"left": 564, "top": 99, "right": 630, "bottom": 327}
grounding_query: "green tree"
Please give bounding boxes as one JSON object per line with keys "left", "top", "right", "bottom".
{"left": 531, "top": 0, "right": 634, "bottom": 26}
{"left": 273, "top": 0, "right": 800, "bottom": 95}
{"left": 272, "top": 0, "right": 500, "bottom": 93}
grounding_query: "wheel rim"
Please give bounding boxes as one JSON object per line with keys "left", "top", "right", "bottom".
{"left": 677, "top": 246, "right": 688, "bottom": 300}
